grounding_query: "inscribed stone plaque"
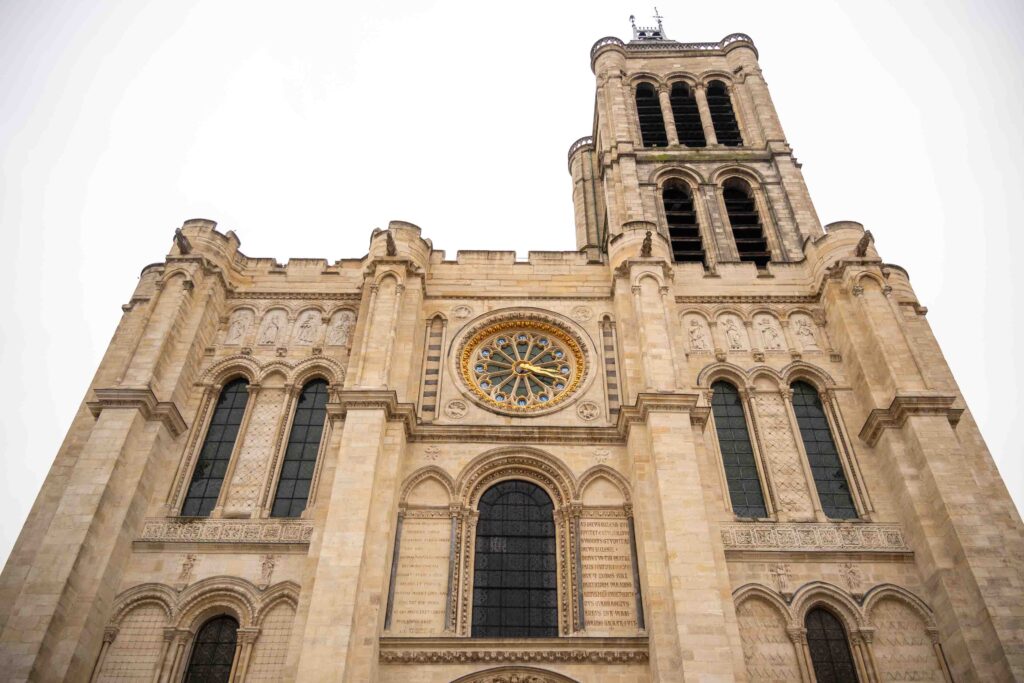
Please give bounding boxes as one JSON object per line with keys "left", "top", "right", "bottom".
{"left": 390, "top": 515, "right": 450, "bottom": 635}
{"left": 579, "top": 514, "right": 636, "bottom": 634}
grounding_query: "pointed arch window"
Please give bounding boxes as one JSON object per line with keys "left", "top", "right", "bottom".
{"left": 182, "top": 378, "right": 250, "bottom": 517}
{"left": 706, "top": 80, "right": 742, "bottom": 146}
{"left": 805, "top": 607, "right": 859, "bottom": 682}
{"left": 472, "top": 480, "right": 558, "bottom": 637}
{"left": 635, "top": 82, "right": 668, "bottom": 148}
{"left": 791, "top": 381, "right": 857, "bottom": 519}
{"left": 662, "top": 181, "right": 705, "bottom": 265}
{"left": 271, "top": 379, "right": 329, "bottom": 518}
{"left": 723, "top": 179, "right": 770, "bottom": 267}
{"left": 711, "top": 381, "right": 767, "bottom": 518}
{"left": 183, "top": 615, "right": 238, "bottom": 683}
{"left": 669, "top": 82, "right": 706, "bottom": 147}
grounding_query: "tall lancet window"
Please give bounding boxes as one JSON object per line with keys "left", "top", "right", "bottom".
{"left": 805, "top": 607, "right": 859, "bottom": 682}
{"left": 723, "top": 179, "right": 771, "bottom": 267}
{"left": 182, "top": 378, "right": 250, "bottom": 517}
{"left": 635, "top": 82, "right": 668, "bottom": 147}
{"left": 662, "top": 181, "right": 705, "bottom": 265}
{"left": 271, "top": 379, "right": 329, "bottom": 518}
{"left": 669, "top": 82, "right": 706, "bottom": 147}
{"left": 183, "top": 615, "right": 238, "bottom": 683}
{"left": 791, "top": 381, "right": 858, "bottom": 519}
{"left": 472, "top": 480, "right": 558, "bottom": 637}
{"left": 711, "top": 381, "right": 767, "bottom": 518}
{"left": 706, "top": 80, "right": 743, "bottom": 146}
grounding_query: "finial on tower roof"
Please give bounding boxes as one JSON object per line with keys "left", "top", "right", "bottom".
{"left": 631, "top": 8, "right": 667, "bottom": 41}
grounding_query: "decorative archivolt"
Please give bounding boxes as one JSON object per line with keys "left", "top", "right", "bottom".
{"left": 399, "top": 465, "right": 455, "bottom": 506}
{"left": 733, "top": 581, "right": 937, "bottom": 633}
{"left": 696, "top": 360, "right": 837, "bottom": 391}
{"left": 197, "top": 354, "right": 346, "bottom": 388}
{"left": 649, "top": 165, "right": 707, "bottom": 188}
{"left": 451, "top": 667, "right": 581, "bottom": 683}
{"left": 454, "top": 447, "right": 579, "bottom": 508}
{"left": 708, "top": 164, "right": 767, "bottom": 187}
{"left": 577, "top": 464, "right": 632, "bottom": 505}
{"left": 108, "top": 576, "right": 299, "bottom": 632}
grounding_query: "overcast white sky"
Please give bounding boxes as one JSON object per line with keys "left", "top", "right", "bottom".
{"left": 1, "top": 0, "right": 1022, "bottom": 565}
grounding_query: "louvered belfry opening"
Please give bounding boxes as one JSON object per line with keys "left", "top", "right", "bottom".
{"left": 723, "top": 179, "right": 770, "bottom": 267}
{"left": 669, "top": 82, "right": 706, "bottom": 147}
{"left": 706, "top": 80, "right": 742, "bottom": 146}
{"left": 662, "top": 182, "right": 705, "bottom": 265}
{"left": 635, "top": 82, "right": 668, "bottom": 147}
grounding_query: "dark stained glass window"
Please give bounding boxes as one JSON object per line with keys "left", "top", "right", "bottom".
{"left": 669, "top": 82, "right": 706, "bottom": 147}
{"left": 723, "top": 179, "right": 770, "bottom": 267}
{"left": 182, "top": 379, "right": 250, "bottom": 517}
{"left": 791, "top": 381, "right": 858, "bottom": 519}
{"left": 663, "top": 182, "right": 705, "bottom": 265}
{"left": 472, "top": 480, "right": 558, "bottom": 637}
{"left": 711, "top": 381, "right": 767, "bottom": 518}
{"left": 706, "top": 80, "right": 742, "bottom": 146}
{"left": 271, "top": 379, "right": 329, "bottom": 518}
{"left": 184, "top": 615, "right": 238, "bottom": 683}
{"left": 635, "top": 82, "right": 668, "bottom": 148}
{"left": 806, "top": 607, "right": 859, "bottom": 683}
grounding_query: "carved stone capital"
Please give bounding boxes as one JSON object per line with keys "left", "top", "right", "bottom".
{"left": 103, "top": 626, "right": 119, "bottom": 643}
{"left": 236, "top": 628, "right": 260, "bottom": 645}
{"left": 786, "top": 627, "right": 807, "bottom": 645}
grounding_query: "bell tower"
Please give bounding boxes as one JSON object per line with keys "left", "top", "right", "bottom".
{"left": 569, "top": 19, "right": 822, "bottom": 272}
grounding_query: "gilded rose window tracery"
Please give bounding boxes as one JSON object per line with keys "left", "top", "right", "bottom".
{"left": 460, "top": 321, "right": 585, "bottom": 415}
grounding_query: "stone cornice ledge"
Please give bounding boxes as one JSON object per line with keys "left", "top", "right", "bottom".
{"left": 617, "top": 392, "right": 709, "bottom": 431}
{"left": 327, "top": 389, "right": 418, "bottom": 434}
{"left": 378, "top": 636, "right": 648, "bottom": 664}
{"left": 859, "top": 392, "right": 963, "bottom": 447}
{"left": 87, "top": 387, "right": 187, "bottom": 437}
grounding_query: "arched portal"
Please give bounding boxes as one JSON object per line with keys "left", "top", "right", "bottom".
{"left": 471, "top": 480, "right": 558, "bottom": 637}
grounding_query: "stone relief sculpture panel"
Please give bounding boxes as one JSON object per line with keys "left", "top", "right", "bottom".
{"left": 736, "top": 597, "right": 801, "bottom": 682}
{"left": 224, "top": 309, "right": 254, "bottom": 346}
{"left": 258, "top": 309, "right": 288, "bottom": 346}
{"left": 754, "top": 392, "right": 816, "bottom": 520}
{"left": 871, "top": 598, "right": 944, "bottom": 681}
{"left": 719, "top": 314, "right": 749, "bottom": 351}
{"left": 790, "top": 313, "right": 820, "bottom": 352}
{"left": 326, "top": 309, "right": 356, "bottom": 347}
{"left": 293, "top": 310, "right": 321, "bottom": 346}
{"left": 754, "top": 314, "right": 784, "bottom": 352}
{"left": 683, "top": 314, "right": 711, "bottom": 352}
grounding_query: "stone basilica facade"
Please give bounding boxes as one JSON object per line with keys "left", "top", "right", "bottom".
{"left": 2, "top": 22, "right": 1022, "bottom": 683}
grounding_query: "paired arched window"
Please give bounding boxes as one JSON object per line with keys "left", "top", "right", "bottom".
{"left": 706, "top": 80, "right": 742, "bottom": 146}
{"left": 805, "top": 607, "right": 859, "bottom": 682}
{"left": 723, "top": 179, "right": 771, "bottom": 267}
{"left": 662, "top": 182, "right": 705, "bottom": 265}
{"left": 472, "top": 480, "right": 558, "bottom": 637}
{"left": 669, "top": 82, "right": 705, "bottom": 147}
{"left": 710, "top": 381, "right": 767, "bottom": 518}
{"left": 635, "top": 82, "right": 668, "bottom": 148}
{"left": 271, "top": 379, "right": 329, "bottom": 518}
{"left": 182, "top": 378, "right": 250, "bottom": 517}
{"left": 183, "top": 615, "right": 238, "bottom": 682}
{"left": 791, "top": 381, "right": 857, "bottom": 519}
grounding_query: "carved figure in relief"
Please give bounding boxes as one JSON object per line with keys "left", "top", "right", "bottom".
{"left": 178, "top": 554, "right": 197, "bottom": 584}
{"left": 840, "top": 562, "right": 861, "bottom": 593}
{"left": 577, "top": 401, "right": 600, "bottom": 421}
{"left": 769, "top": 563, "right": 790, "bottom": 593}
{"left": 724, "top": 318, "right": 744, "bottom": 350}
{"left": 687, "top": 319, "right": 708, "bottom": 351}
{"left": 445, "top": 399, "right": 468, "bottom": 420}
{"left": 296, "top": 313, "right": 318, "bottom": 344}
{"left": 793, "top": 317, "right": 819, "bottom": 350}
{"left": 258, "top": 554, "right": 276, "bottom": 588}
{"left": 327, "top": 310, "right": 355, "bottom": 346}
{"left": 259, "top": 315, "right": 282, "bottom": 345}
{"left": 758, "top": 318, "right": 782, "bottom": 351}
{"left": 225, "top": 315, "right": 248, "bottom": 345}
